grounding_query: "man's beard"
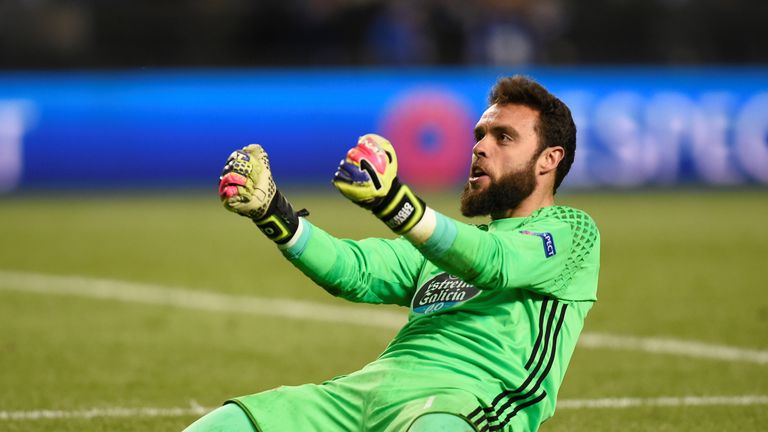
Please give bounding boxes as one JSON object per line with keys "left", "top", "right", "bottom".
{"left": 460, "top": 159, "right": 537, "bottom": 218}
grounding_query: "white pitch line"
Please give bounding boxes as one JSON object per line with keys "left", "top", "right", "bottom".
{"left": 0, "top": 405, "right": 210, "bottom": 421}
{"left": 2, "top": 395, "right": 767, "bottom": 421}
{"left": 579, "top": 333, "right": 768, "bottom": 365}
{"left": 1, "top": 270, "right": 767, "bottom": 365}
{"left": 0, "top": 270, "right": 407, "bottom": 329}
{"left": 557, "top": 394, "right": 768, "bottom": 410}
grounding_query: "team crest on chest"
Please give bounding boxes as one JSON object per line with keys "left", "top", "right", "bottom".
{"left": 412, "top": 273, "right": 480, "bottom": 315}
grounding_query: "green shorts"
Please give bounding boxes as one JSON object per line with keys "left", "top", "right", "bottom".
{"left": 227, "top": 361, "right": 485, "bottom": 432}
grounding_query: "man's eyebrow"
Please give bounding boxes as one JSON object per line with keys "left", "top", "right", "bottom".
{"left": 490, "top": 125, "right": 520, "bottom": 139}
{"left": 473, "top": 125, "right": 485, "bottom": 140}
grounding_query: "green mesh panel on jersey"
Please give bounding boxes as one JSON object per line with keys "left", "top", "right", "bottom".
{"left": 526, "top": 206, "right": 599, "bottom": 293}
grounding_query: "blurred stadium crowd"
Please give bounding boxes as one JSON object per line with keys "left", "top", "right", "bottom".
{"left": 1, "top": 0, "right": 766, "bottom": 69}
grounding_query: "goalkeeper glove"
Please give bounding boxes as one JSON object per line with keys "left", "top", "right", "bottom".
{"left": 218, "top": 144, "right": 306, "bottom": 244}
{"left": 332, "top": 134, "right": 425, "bottom": 234}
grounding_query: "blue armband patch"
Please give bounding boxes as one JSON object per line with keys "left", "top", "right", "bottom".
{"left": 521, "top": 230, "right": 557, "bottom": 258}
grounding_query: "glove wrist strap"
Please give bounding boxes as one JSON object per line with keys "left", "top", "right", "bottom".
{"left": 371, "top": 179, "right": 426, "bottom": 235}
{"left": 253, "top": 190, "right": 308, "bottom": 244}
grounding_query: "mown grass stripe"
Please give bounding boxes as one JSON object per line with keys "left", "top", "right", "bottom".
{"left": 1, "top": 270, "right": 766, "bottom": 365}
{"left": 3, "top": 396, "right": 767, "bottom": 421}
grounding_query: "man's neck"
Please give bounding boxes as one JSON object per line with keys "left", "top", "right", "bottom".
{"left": 492, "top": 191, "right": 555, "bottom": 220}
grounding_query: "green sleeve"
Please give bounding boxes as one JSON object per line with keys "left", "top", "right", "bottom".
{"left": 417, "top": 206, "right": 600, "bottom": 301}
{"left": 279, "top": 219, "right": 425, "bottom": 306}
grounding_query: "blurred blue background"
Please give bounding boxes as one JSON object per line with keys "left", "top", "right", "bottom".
{"left": 1, "top": 68, "right": 767, "bottom": 192}
{"left": 0, "top": 0, "right": 766, "bottom": 192}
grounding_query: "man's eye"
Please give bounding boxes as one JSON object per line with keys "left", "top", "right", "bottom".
{"left": 501, "top": 134, "right": 513, "bottom": 142}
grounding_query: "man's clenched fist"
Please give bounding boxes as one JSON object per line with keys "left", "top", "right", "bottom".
{"left": 332, "top": 134, "right": 398, "bottom": 209}
{"left": 218, "top": 144, "right": 276, "bottom": 220}
{"left": 333, "top": 134, "right": 426, "bottom": 235}
{"left": 218, "top": 144, "right": 303, "bottom": 244}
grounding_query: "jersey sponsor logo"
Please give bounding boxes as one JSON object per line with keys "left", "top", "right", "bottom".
{"left": 520, "top": 230, "right": 557, "bottom": 258}
{"left": 411, "top": 273, "right": 480, "bottom": 315}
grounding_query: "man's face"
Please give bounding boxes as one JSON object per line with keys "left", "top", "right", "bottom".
{"left": 461, "top": 103, "right": 542, "bottom": 218}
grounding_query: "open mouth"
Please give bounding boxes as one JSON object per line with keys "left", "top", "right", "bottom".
{"left": 469, "top": 166, "right": 489, "bottom": 182}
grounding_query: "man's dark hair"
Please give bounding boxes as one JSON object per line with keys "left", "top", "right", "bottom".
{"left": 489, "top": 75, "right": 576, "bottom": 192}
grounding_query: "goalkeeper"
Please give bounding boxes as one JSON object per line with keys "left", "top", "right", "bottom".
{"left": 186, "top": 76, "right": 600, "bottom": 432}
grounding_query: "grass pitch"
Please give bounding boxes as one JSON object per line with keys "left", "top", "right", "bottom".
{"left": 0, "top": 189, "right": 767, "bottom": 431}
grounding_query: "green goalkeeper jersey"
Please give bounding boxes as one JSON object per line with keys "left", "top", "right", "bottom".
{"left": 279, "top": 205, "right": 600, "bottom": 431}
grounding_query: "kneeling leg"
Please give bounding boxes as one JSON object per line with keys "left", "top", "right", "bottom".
{"left": 407, "top": 413, "right": 476, "bottom": 432}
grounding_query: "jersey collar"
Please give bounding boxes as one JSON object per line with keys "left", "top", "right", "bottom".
{"left": 487, "top": 206, "right": 553, "bottom": 231}
{"left": 488, "top": 216, "right": 527, "bottom": 231}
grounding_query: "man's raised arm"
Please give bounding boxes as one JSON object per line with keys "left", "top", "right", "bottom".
{"left": 332, "top": 134, "right": 598, "bottom": 299}
{"left": 217, "top": 144, "right": 423, "bottom": 306}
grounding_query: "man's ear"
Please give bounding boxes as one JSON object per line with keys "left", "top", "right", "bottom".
{"left": 538, "top": 146, "right": 564, "bottom": 175}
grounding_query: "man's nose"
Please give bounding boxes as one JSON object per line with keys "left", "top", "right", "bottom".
{"left": 473, "top": 138, "right": 488, "bottom": 158}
